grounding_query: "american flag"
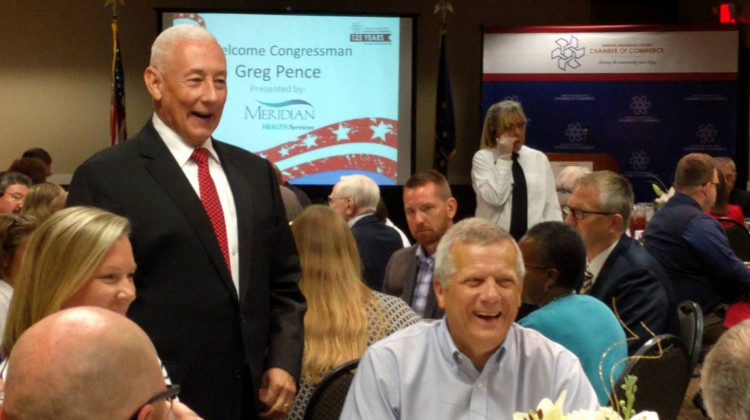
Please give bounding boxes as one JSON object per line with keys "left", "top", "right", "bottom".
{"left": 434, "top": 30, "right": 456, "bottom": 176}
{"left": 261, "top": 117, "right": 398, "bottom": 183}
{"left": 110, "top": 18, "right": 127, "bottom": 146}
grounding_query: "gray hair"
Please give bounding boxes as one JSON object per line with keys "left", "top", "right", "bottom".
{"left": 0, "top": 172, "right": 32, "bottom": 196}
{"left": 150, "top": 24, "right": 218, "bottom": 68}
{"left": 334, "top": 175, "right": 380, "bottom": 214}
{"left": 702, "top": 319, "right": 750, "bottom": 420}
{"left": 574, "top": 171, "right": 634, "bottom": 231}
{"left": 434, "top": 217, "right": 525, "bottom": 287}
{"left": 715, "top": 156, "right": 737, "bottom": 173}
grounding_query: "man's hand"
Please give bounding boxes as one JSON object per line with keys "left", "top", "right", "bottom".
{"left": 170, "top": 401, "right": 204, "bottom": 419}
{"left": 258, "top": 367, "right": 297, "bottom": 419}
{"left": 496, "top": 134, "right": 516, "bottom": 159}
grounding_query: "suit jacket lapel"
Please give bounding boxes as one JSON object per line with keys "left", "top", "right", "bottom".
{"left": 401, "top": 246, "right": 420, "bottom": 305}
{"left": 139, "top": 126, "right": 239, "bottom": 305}
{"left": 215, "top": 142, "right": 254, "bottom": 303}
{"left": 592, "top": 236, "right": 627, "bottom": 297}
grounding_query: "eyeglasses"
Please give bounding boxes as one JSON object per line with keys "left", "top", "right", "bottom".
{"left": 562, "top": 205, "right": 615, "bottom": 220}
{"left": 128, "top": 384, "right": 181, "bottom": 420}
{"left": 0, "top": 193, "right": 24, "bottom": 203}
{"left": 502, "top": 122, "right": 527, "bottom": 131}
{"left": 327, "top": 196, "right": 349, "bottom": 205}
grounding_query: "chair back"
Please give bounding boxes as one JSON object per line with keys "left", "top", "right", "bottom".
{"left": 303, "top": 358, "right": 359, "bottom": 420}
{"left": 677, "top": 300, "right": 703, "bottom": 371}
{"left": 718, "top": 217, "right": 750, "bottom": 261}
{"left": 612, "top": 334, "right": 690, "bottom": 420}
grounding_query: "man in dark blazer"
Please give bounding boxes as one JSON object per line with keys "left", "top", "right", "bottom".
{"left": 565, "top": 171, "right": 677, "bottom": 353}
{"left": 382, "top": 170, "right": 456, "bottom": 319}
{"left": 329, "top": 174, "right": 402, "bottom": 290}
{"left": 67, "top": 25, "right": 305, "bottom": 420}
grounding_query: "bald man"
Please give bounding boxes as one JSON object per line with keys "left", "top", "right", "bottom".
{"left": 0, "top": 307, "right": 201, "bottom": 420}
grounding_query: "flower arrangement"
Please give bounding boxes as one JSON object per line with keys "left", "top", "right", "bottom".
{"left": 513, "top": 382, "right": 658, "bottom": 420}
{"left": 648, "top": 174, "right": 674, "bottom": 209}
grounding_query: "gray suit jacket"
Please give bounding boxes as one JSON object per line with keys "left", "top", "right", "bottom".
{"left": 382, "top": 245, "right": 444, "bottom": 319}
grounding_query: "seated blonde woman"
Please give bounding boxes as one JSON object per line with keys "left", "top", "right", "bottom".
{"left": 0, "top": 206, "right": 142, "bottom": 379}
{"left": 288, "top": 205, "right": 421, "bottom": 420}
{"left": 21, "top": 182, "right": 67, "bottom": 222}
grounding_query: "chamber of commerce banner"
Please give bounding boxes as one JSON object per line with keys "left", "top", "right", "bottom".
{"left": 482, "top": 24, "right": 739, "bottom": 201}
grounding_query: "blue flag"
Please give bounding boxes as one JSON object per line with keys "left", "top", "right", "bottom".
{"left": 434, "top": 31, "right": 456, "bottom": 176}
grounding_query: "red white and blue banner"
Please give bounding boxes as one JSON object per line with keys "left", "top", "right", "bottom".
{"left": 482, "top": 25, "right": 739, "bottom": 200}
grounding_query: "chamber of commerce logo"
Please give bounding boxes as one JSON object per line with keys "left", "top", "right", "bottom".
{"left": 629, "top": 150, "right": 650, "bottom": 171}
{"left": 564, "top": 122, "right": 587, "bottom": 143}
{"left": 629, "top": 95, "right": 651, "bottom": 116}
{"left": 551, "top": 36, "right": 585, "bottom": 71}
{"left": 696, "top": 123, "right": 718, "bottom": 144}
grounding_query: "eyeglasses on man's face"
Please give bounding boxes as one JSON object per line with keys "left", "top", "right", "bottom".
{"left": 562, "top": 205, "right": 615, "bottom": 220}
{"left": 128, "top": 384, "right": 181, "bottom": 420}
{"left": 327, "top": 195, "right": 349, "bottom": 205}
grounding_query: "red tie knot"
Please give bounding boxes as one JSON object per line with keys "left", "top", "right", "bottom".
{"left": 191, "top": 148, "right": 209, "bottom": 165}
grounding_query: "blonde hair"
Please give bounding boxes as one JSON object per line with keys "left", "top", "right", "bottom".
{"left": 2, "top": 206, "right": 131, "bottom": 356}
{"left": 292, "top": 205, "right": 384, "bottom": 384}
{"left": 480, "top": 100, "right": 528, "bottom": 150}
{"left": 21, "top": 182, "right": 67, "bottom": 222}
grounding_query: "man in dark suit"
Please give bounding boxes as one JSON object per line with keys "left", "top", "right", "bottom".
{"left": 382, "top": 170, "right": 456, "bottom": 318}
{"left": 67, "top": 25, "right": 305, "bottom": 420}
{"left": 565, "top": 171, "right": 676, "bottom": 353}
{"left": 329, "top": 174, "right": 402, "bottom": 290}
{"left": 715, "top": 157, "right": 750, "bottom": 217}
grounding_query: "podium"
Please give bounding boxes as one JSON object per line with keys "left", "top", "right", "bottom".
{"left": 546, "top": 153, "right": 620, "bottom": 177}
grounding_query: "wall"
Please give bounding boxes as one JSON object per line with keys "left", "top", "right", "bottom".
{"left": 0, "top": 0, "right": 728, "bottom": 184}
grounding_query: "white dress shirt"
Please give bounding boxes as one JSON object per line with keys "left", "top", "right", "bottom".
{"left": 472, "top": 145, "right": 561, "bottom": 232}
{"left": 153, "top": 114, "right": 240, "bottom": 295}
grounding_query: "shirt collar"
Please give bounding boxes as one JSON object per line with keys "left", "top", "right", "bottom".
{"left": 436, "top": 317, "right": 509, "bottom": 378}
{"left": 347, "top": 213, "right": 370, "bottom": 227}
{"left": 587, "top": 237, "right": 620, "bottom": 281}
{"left": 152, "top": 113, "right": 219, "bottom": 167}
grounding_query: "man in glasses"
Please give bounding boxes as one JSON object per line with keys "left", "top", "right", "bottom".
{"left": 565, "top": 171, "right": 676, "bottom": 353}
{"left": 0, "top": 307, "right": 202, "bottom": 420}
{"left": 645, "top": 153, "right": 750, "bottom": 345}
{"left": 0, "top": 173, "right": 31, "bottom": 215}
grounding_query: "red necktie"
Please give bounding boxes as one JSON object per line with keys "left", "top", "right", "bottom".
{"left": 191, "top": 148, "right": 231, "bottom": 274}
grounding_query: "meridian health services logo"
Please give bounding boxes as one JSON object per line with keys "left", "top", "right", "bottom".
{"left": 629, "top": 150, "right": 650, "bottom": 171}
{"left": 551, "top": 36, "right": 585, "bottom": 71}
{"left": 696, "top": 123, "right": 718, "bottom": 144}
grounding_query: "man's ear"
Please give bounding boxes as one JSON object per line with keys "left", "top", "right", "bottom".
{"left": 143, "top": 67, "right": 163, "bottom": 101}
{"left": 612, "top": 214, "right": 624, "bottom": 232}
{"left": 136, "top": 403, "right": 156, "bottom": 420}
{"left": 434, "top": 277, "right": 446, "bottom": 309}
{"left": 446, "top": 197, "right": 458, "bottom": 219}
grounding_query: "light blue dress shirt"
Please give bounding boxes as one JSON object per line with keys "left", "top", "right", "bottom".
{"left": 341, "top": 320, "right": 598, "bottom": 419}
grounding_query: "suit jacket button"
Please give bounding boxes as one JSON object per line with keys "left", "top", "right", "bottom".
{"left": 233, "top": 368, "right": 243, "bottom": 379}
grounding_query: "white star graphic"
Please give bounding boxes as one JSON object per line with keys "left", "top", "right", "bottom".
{"left": 332, "top": 124, "right": 351, "bottom": 141}
{"left": 370, "top": 122, "right": 392, "bottom": 142}
{"left": 279, "top": 147, "right": 290, "bottom": 157}
{"left": 259, "top": 153, "right": 267, "bottom": 160}
{"left": 302, "top": 134, "right": 318, "bottom": 148}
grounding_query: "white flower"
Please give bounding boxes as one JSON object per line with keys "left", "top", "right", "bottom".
{"left": 655, "top": 186, "right": 675, "bottom": 205}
